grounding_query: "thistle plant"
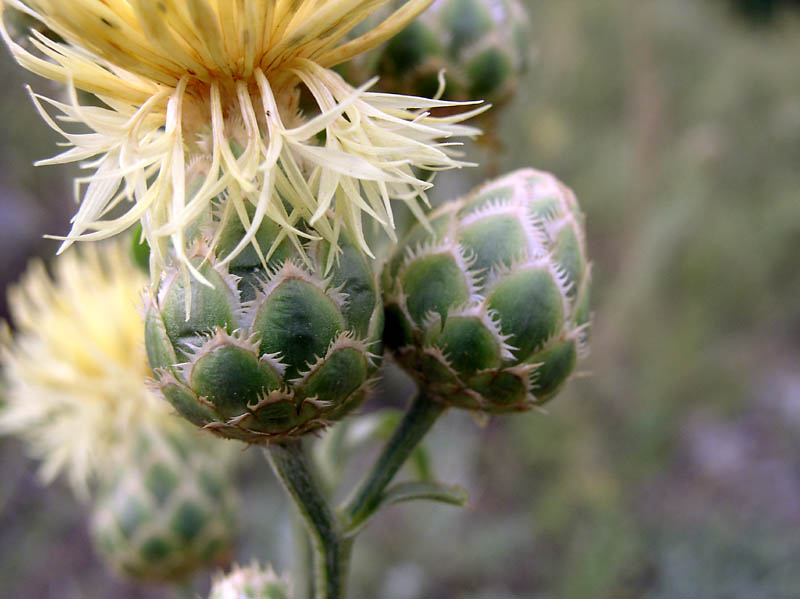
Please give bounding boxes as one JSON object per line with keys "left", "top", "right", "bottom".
{"left": 0, "top": 1, "right": 594, "bottom": 597}
{"left": 295, "top": 170, "right": 591, "bottom": 595}
{"left": 145, "top": 169, "right": 588, "bottom": 598}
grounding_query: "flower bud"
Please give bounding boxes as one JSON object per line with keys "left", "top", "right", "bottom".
{"left": 209, "top": 562, "right": 290, "bottom": 599}
{"left": 376, "top": 0, "right": 531, "bottom": 107}
{"left": 383, "top": 169, "right": 591, "bottom": 411}
{"left": 90, "top": 425, "right": 237, "bottom": 581}
{"left": 145, "top": 216, "right": 383, "bottom": 443}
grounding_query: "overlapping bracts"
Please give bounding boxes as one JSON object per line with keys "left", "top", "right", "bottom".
{"left": 383, "top": 168, "right": 591, "bottom": 412}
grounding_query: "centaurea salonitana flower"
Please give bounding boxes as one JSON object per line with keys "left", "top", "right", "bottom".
{"left": 0, "top": 241, "right": 172, "bottom": 496}
{"left": 0, "top": 240, "right": 240, "bottom": 578}
{"left": 0, "top": 0, "right": 485, "bottom": 283}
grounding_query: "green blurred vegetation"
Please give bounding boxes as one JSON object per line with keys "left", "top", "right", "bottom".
{"left": 727, "top": 0, "right": 800, "bottom": 23}
{"left": 1, "top": 0, "right": 800, "bottom": 597}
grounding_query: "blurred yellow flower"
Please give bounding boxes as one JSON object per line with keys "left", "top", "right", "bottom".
{"left": 0, "top": 0, "right": 484, "bottom": 281}
{"left": 0, "top": 240, "right": 169, "bottom": 496}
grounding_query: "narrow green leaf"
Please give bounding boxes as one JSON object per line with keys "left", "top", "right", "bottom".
{"left": 381, "top": 481, "right": 469, "bottom": 508}
{"left": 344, "top": 480, "right": 468, "bottom": 536}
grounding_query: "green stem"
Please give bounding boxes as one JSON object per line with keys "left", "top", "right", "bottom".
{"left": 344, "top": 391, "right": 446, "bottom": 530}
{"left": 266, "top": 440, "right": 350, "bottom": 599}
{"left": 290, "top": 508, "right": 316, "bottom": 599}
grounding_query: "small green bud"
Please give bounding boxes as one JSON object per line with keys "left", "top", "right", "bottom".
{"left": 383, "top": 168, "right": 591, "bottom": 412}
{"left": 209, "top": 562, "right": 290, "bottom": 599}
{"left": 146, "top": 216, "right": 383, "bottom": 443}
{"left": 90, "top": 425, "right": 237, "bottom": 581}
{"left": 376, "top": 0, "right": 531, "bottom": 107}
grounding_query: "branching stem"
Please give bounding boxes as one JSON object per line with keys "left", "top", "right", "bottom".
{"left": 266, "top": 393, "right": 446, "bottom": 598}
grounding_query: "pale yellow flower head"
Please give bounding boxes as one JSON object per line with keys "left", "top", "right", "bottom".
{"left": 1, "top": 0, "right": 485, "bottom": 282}
{"left": 0, "top": 240, "right": 169, "bottom": 496}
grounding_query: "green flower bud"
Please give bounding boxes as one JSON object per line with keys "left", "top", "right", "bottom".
{"left": 377, "top": 0, "right": 531, "bottom": 107}
{"left": 383, "top": 168, "right": 591, "bottom": 412}
{"left": 90, "top": 425, "right": 237, "bottom": 581}
{"left": 145, "top": 217, "right": 383, "bottom": 444}
{"left": 209, "top": 562, "right": 291, "bottom": 599}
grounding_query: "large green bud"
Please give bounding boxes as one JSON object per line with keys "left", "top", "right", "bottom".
{"left": 376, "top": 0, "right": 531, "bottom": 107}
{"left": 383, "top": 168, "right": 591, "bottom": 412}
{"left": 145, "top": 217, "right": 383, "bottom": 444}
{"left": 209, "top": 562, "right": 291, "bottom": 599}
{"left": 90, "top": 424, "right": 237, "bottom": 581}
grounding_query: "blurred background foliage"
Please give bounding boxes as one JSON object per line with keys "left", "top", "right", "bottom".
{"left": 1, "top": 0, "right": 800, "bottom": 597}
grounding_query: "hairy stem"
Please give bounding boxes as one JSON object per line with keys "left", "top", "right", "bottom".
{"left": 266, "top": 440, "right": 350, "bottom": 599}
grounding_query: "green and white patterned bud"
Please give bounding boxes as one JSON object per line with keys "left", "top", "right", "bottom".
{"left": 145, "top": 216, "right": 383, "bottom": 444}
{"left": 90, "top": 424, "right": 237, "bottom": 581}
{"left": 209, "top": 562, "right": 291, "bottom": 599}
{"left": 376, "top": 0, "right": 531, "bottom": 107}
{"left": 383, "top": 168, "right": 591, "bottom": 412}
